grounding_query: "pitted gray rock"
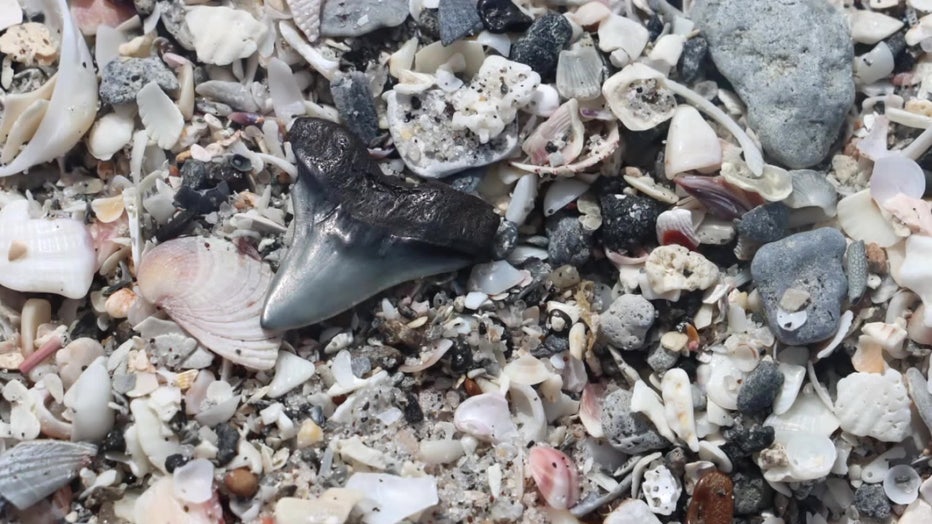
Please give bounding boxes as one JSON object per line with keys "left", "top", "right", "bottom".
{"left": 692, "top": 0, "right": 854, "bottom": 168}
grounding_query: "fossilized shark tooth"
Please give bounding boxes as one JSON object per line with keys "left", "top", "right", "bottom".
{"left": 261, "top": 117, "right": 500, "bottom": 331}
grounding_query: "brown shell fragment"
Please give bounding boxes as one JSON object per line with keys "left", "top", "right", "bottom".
{"left": 686, "top": 470, "right": 734, "bottom": 524}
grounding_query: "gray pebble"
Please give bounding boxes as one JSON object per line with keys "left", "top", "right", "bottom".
{"left": 330, "top": 72, "right": 380, "bottom": 145}
{"left": 100, "top": 57, "right": 179, "bottom": 106}
{"left": 439, "top": 0, "right": 483, "bottom": 45}
{"left": 157, "top": 0, "right": 196, "bottom": 51}
{"left": 321, "top": 0, "right": 410, "bottom": 38}
{"left": 647, "top": 344, "right": 679, "bottom": 373}
{"left": 600, "top": 294, "right": 655, "bottom": 350}
{"left": 351, "top": 356, "right": 372, "bottom": 378}
{"left": 855, "top": 484, "right": 891, "bottom": 520}
{"left": 732, "top": 471, "right": 773, "bottom": 515}
{"left": 692, "top": 0, "right": 853, "bottom": 168}
{"left": 545, "top": 212, "right": 592, "bottom": 267}
{"left": 492, "top": 220, "right": 518, "bottom": 260}
{"left": 845, "top": 240, "right": 868, "bottom": 303}
{"left": 600, "top": 389, "right": 669, "bottom": 454}
{"left": 750, "top": 228, "right": 848, "bottom": 345}
{"left": 736, "top": 203, "right": 789, "bottom": 244}
{"left": 509, "top": 13, "right": 572, "bottom": 79}
{"left": 195, "top": 81, "right": 262, "bottom": 113}
{"left": 736, "top": 361, "right": 784, "bottom": 414}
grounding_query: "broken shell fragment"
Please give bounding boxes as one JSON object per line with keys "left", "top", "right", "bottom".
{"left": 664, "top": 105, "right": 722, "bottom": 178}
{"left": 528, "top": 445, "right": 579, "bottom": 510}
{"left": 835, "top": 368, "right": 912, "bottom": 442}
{"left": 261, "top": 118, "right": 500, "bottom": 330}
{"left": 656, "top": 209, "right": 700, "bottom": 250}
{"left": 522, "top": 99, "right": 585, "bottom": 167}
{"left": 0, "top": 199, "right": 96, "bottom": 298}
{"left": 885, "top": 464, "right": 921, "bottom": 505}
{"left": 645, "top": 244, "right": 720, "bottom": 294}
{"left": 555, "top": 36, "right": 604, "bottom": 100}
{"left": 662, "top": 368, "right": 699, "bottom": 452}
{"left": 0, "top": 439, "right": 96, "bottom": 510}
{"left": 184, "top": 6, "right": 267, "bottom": 66}
{"left": 453, "top": 392, "right": 517, "bottom": 443}
{"left": 137, "top": 236, "right": 281, "bottom": 370}
{"left": 602, "top": 63, "right": 676, "bottom": 131}
{"left": 837, "top": 190, "right": 900, "bottom": 248}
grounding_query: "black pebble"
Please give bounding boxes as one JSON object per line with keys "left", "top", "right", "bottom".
{"left": 736, "top": 203, "right": 790, "bottom": 243}
{"left": 449, "top": 341, "right": 474, "bottom": 374}
{"left": 417, "top": 8, "right": 441, "bottom": 41}
{"left": 403, "top": 393, "right": 424, "bottom": 424}
{"left": 732, "top": 471, "right": 773, "bottom": 515}
{"left": 492, "top": 220, "right": 518, "bottom": 259}
{"left": 214, "top": 423, "right": 240, "bottom": 466}
{"left": 330, "top": 72, "right": 381, "bottom": 146}
{"left": 100, "top": 429, "right": 126, "bottom": 453}
{"left": 736, "top": 361, "right": 784, "bottom": 414}
{"left": 533, "top": 333, "right": 569, "bottom": 357}
{"left": 646, "top": 14, "right": 664, "bottom": 40}
{"left": 599, "top": 193, "right": 665, "bottom": 253}
{"left": 477, "top": 0, "right": 533, "bottom": 34}
{"left": 677, "top": 36, "right": 708, "bottom": 84}
{"left": 509, "top": 13, "right": 572, "bottom": 79}
{"left": 546, "top": 212, "right": 592, "bottom": 267}
{"left": 722, "top": 423, "right": 775, "bottom": 461}
{"left": 164, "top": 453, "right": 189, "bottom": 473}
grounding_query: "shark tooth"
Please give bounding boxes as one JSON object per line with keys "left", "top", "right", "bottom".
{"left": 261, "top": 117, "right": 500, "bottom": 331}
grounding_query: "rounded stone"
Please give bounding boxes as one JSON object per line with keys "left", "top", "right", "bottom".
{"left": 855, "top": 483, "right": 891, "bottom": 520}
{"left": 736, "top": 361, "right": 784, "bottom": 414}
{"left": 599, "top": 193, "right": 665, "bottom": 253}
{"left": 600, "top": 294, "right": 656, "bottom": 350}
{"left": 509, "top": 13, "right": 572, "bottom": 79}
{"left": 545, "top": 212, "right": 592, "bottom": 267}
{"left": 601, "top": 389, "right": 669, "bottom": 454}
{"left": 732, "top": 471, "right": 773, "bottom": 516}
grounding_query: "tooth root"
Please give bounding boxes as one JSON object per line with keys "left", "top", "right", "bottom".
{"left": 261, "top": 118, "right": 499, "bottom": 331}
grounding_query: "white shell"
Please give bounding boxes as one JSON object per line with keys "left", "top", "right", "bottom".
{"left": 63, "top": 356, "right": 114, "bottom": 442}
{"left": 286, "top": 0, "right": 321, "bottom": 42}
{"left": 544, "top": 178, "right": 589, "bottom": 216}
{"left": 453, "top": 392, "right": 517, "bottom": 443}
{"left": 0, "top": 199, "right": 96, "bottom": 298}
{"left": 87, "top": 107, "right": 136, "bottom": 160}
{"left": 502, "top": 354, "right": 551, "bottom": 386}
{"left": 771, "top": 361, "right": 806, "bottom": 416}
{"left": 855, "top": 42, "right": 895, "bottom": 85}
{"left": 885, "top": 464, "right": 921, "bottom": 505}
{"left": 137, "top": 81, "right": 184, "bottom": 150}
{"left": 604, "top": 499, "right": 662, "bottom": 524}
{"left": 641, "top": 465, "right": 681, "bottom": 516}
{"left": 0, "top": 0, "right": 98, "bottom": 177}
{"left": 345, "top": 473, "right": 439, "bottom": 524}
{"left": 185, "top": 6, "right": 267, "bottom": 66}
{"left": 661, "top": 369, "right": 699, "bottom": 452}
{"left": 766, "top": 387, "right": 839, "bottom": 437}
{"left": 0, "top": 440, "right": 96, "bottom": 510}
{"left": 173, "top": 459, "right": 215, "bottom": 504}
{"left": 836, "top": 189, "right": 900, "bottom": 247}
{"left": 701, "top": 352, "right": 747, "bottom": 411}
{"left": 602, "top": 63, "right": 675, "bottom": 131}
{"left": 899, "top": 235, "right": 932, "bottom": 326}
{"left": 130, "top": 398, "right": 182, "bottom": 473}
{"left": 468, "top": 260, "right": 525, "bottom": 295}
{"left": 761, "top": 430, "right": 836, "bottom": 482}
{"left": 871, "top": 154, "right": 926, "bottom": 204}
{"left": 134, "top": 475, "right": 221, "bottom": 524}
{"left": 631, "top": 380, "right": 676, "bottom": 444}
{"left": 664, "top": 105, "right": 722, "bottom": 177}
{"left": 506, "top": 174, "right": 538, "bottom": 225}
{"left": 850, "top": 10, "right": 904, "bottom": 44}
{"left": 136, "top": 237, "right": 281, "bottom": 370}
{"left": 267, "top": 351, "right": 316, "bottom": 398}
{"left": 598, "top": 14, "right": 649, "bottom": 62}
{"left": 835, "top": 368, "right": 912, "bottom": 442}
{"left": 556, "top": 38, "right": 604, "bottom": 100}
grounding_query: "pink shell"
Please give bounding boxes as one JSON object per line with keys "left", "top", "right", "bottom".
{"left": 528, "top": 445, "right": 579, "bottom": 509}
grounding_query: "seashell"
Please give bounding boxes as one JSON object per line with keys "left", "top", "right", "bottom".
{"left": 502, "top": 353, "right": 551, "bottom": 386}
{"left": 835, "top": 368, "right": 912, "bottom": 442}
{"left": 137, "top": 81, "right": 184, "bottom": 150}
{"left": 468, "top": 260, "right": 526, "bottom": 295}
{"left": 1, "top": 98, "right": 48, "bottom": 165}
{"left": 63, "top": 356, "right": 114, "bottom": 442}
{"left": 173, "top": 459, "right": 215, "bottom": 504}
{"left": 631, "top": 380, "right": 677, "bottom": 444}
{"left": 761, "top": 430, "right": 836, "bottom": 483}
{"left": 700, "top": 353, "right": 747, "bottom": 411}
{"left": 885, "top": 464, "right": 921, "bottom": 505}
{"left": 0, "top": 440, "right": 96, "bottom": 510}
{"left": 674, "top": 175, "right": 754, "bottom": 220}
{"left": 286, "top": 0, "right": 321, "bottom": 42}
{"left": 720, "top": 162, "right": 792, "bottom": 202}
{"left": 0, "top": 0, "right": 98, "bottom": 178}
{"left": 879, "top": 193, "right": 932, "bottom": 235}
{"left": 91, "top": 194, "right": 126, "bottom": 224}
{"left": 267, "top": 350, "right": 316, "bottom": 398}
{"left": 645, "top": 244, "right": 720, "bottom": 294}
{"left": 134, "top": 475, "right": 223, "bottom": 524}
{"left": 56, "top": 338, "right": 104, "bottom": 389}
{"left": 278, "top": 21, "right": 339, "bottom": 81}
{"left": 185, "top": 6, "right": 267, "bottom": 66}
{"left": 399, "top": 339, "right": 454, "bottom": 373}
{"left": 543, "top": 178, "right": 589, "bottom": 216}
{"left": 0, "top": 0, "right": 22, "bottom": 33}
{"left": 656, "top": 209, "right": 700, "bottom": 250}
{"left": 856, "top": 42, "right": 896, "bottom": 86}
{"left": 836, "top": 190, "right": 900, "bottom": 247}
{"left": 604, "top": 499, "right": 662, "bottom": 524}
{"left": 624, "top": 172, "right": 679, "bottom": 204}
{"left": 861, "top": 446, "right": 906, "bottom": 484}
{"left": 555, "top": 36, "right": 604, "bottom": 101}
{"left": 511, "top": 121, "right": 620, "bottom": 177}
{"left": 850, "top": 11, "right": 904, "bottom": 45}
{"left": 602, "top": 63, "right": 675, "bottom": 131}
{"left": 771, "top": 361, "right": 806, "bottom": 416}
{"left": 345, "top": 473, "right": 439, "bottom": 524}
{"left": 136, "top": 236, "right": 281, "bottom": 370}
{"left": 268, "top": 58, "right": 306, "bottom": 122}
{"left": 87, "top": 107, "right": 135, "bottom": 161}
{"left": 418, "top": 439, "right": 465, "bottom": 465}
{"left": 647, "top": 34, "right": 686, "bottom": 76}
{"left": 506, "top": 173, "right": 538, "bottom": 225}
{"left": 908, "top": 305, "right": 932, "bottom": 344}
{"left": 414, "top": 40, "right": 484, "bottom": 77}
{"left": 453, "top": 392, "right": 517, "bottom": 443}
{"left": 598, "top": 14, "right": 649, "bottom": 64}
{"left": 662, "top": 369, "right": 699, "bottom": 452}
{"left": 784, "top": 168, "right": 837, "bottom": 217}
{"left": 570, "top": 2, "right": 611, "bottom": 27}
{"left": 899, "top": 235, "right": 932, "bottom": 326}
{"left": 275, "top": 490, "right": 365, "bottom": 524}
{"left": 579, "top": 383, "right": 604, "bottom": 438}
{"left": 0, "top": 200, "right": 96, "bottom": 299}
{"left": 527, "top": 445, "right": 579, "bottom": 510}
{"left": 642, "top": 464, "right": 682, "bottom": 516}
{"left": 901, "top": 499, "right": 932, "bottom": 524}
{"left": 510, "top": 381, "right": 547, "bottom": 443}
{"left": 871, "top": 154, "right": 926, "bottom": 205}
{"left": 664, "top": 105, "right": 722, "bottom": 178}
{"left": 523, "top": 99, "right": 585, "bottom": 167}
{"left": 766, "top": 387, "right": 839, "bottom": 437}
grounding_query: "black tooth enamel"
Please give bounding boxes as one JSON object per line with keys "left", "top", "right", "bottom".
{"left": 261, "top": 117, "right": 500, "bottom": 331}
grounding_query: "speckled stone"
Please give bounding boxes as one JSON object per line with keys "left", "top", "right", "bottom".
{"left": 545, "top": 212, "right": 592, "bottom": 267}
{"left": 736, "top": 361, "right": 784, "bottom": 414}
{"left": 100, "top": 57, "right": 179, "bottom": 105}
{"left": 732, "top": 471, "right": 773, "bottom": 516}
{"left": 509, "top": 13, "right": 572, "bottom": 79}
{"left": 439, "top": 0, "right": 483, "bottom": 45}
{"left": 647, "top": 345, "right": 679, "bottom": 373}
{"left": 600, "top": 193, "right": 665, "bottom": 253}
{"left": 330, "top": 72, "right": 380, "bottom": 145}
{"left": 601, "top": 389, "right": 669, "bottom": 454}
{"left": 492, "top": 220, "right": 518, "bottom": 260}
{"left": 855, "top": 484, "right": 891, "bottom": 519}
{"left": 320, "top": 0, "right": 410, "bottom": 38}
{"left": 477, "top": 0, "right": 532, "bottom": 34}
{"left": 600, "top": 294, "right": 656, "bottom": 350}
{"left": 692, "top": 0, "right": 854, "bottom": 168}
{"left": 736, "top": 203, "right": 789, "bottom": 244}
{"left": 845, "top": 240, "right": 868, "bottom": 303}
{"left": 750, "top": 228, "right": 848, "bottom": 345}
{"left": 677, "top": 36, "right": 708, "bottom": 84}
{"left": 722, "top": 423, "right": 775, "bottom": 460}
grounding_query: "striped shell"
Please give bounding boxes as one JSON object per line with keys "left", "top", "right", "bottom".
{"left": 137, "top": 237, "right": 281, "bottom": 370}
{"left": 286, "top": 0, "right": 321, "bottom": 42}
{"left": 0, "top": 440, "right": 96, "bottom": 509}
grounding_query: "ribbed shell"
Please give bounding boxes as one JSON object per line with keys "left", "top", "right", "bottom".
{"left": 286, "top": 0, "right": 321, "bottom": 42}
{"left": 0, "top": 440, "right": 96, "bottom": 509}
{"left": 556, "top": 42, "right": 604, "bottom": 100}
{"left": 137, "top": 237, "right": 281, "bottom": 370}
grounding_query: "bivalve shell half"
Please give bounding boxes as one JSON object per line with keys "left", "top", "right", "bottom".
{"left": 137, "top": 237, "right": 281, "bottom": 370}
{"left": 664, "top": 105, "right": 722, "bottom": 178}
{"left": 528, "top": 445, "right": 580, "bottom": 510}
{"left": 602, "top": 63, "right": 675, "bottom": 131}
{"left": 835, "top": 368, "right": 912, "bottom": 442}
{"left": 0, "top": 199, "right": 96, "bottom": 298}
{"left": 0, "top": 439, "right": 96, "bottom": 509}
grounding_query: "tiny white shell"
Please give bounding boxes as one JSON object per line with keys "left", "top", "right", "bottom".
{"left": 598, "top": 14, "right": 649, "bottom": 62}
{"left": 137, "top": 81, "right": 184, "bottom": 149}
{"left": 502, "top": 354, "right": 551, "bottom": 386}
{"left": 602, "top": 63, "right": 675, "bottom": 131}
{"left": 345, "top": 473, "right": 439, "bottom": 524}
{"left": 87, "top": 108, "right": 136, "bottom": 160}
{"left": 506, "top": 174, "right": 538, "bottom": 225}
{"left": 185, "top": 6, "right": 267, "bottom": 66}
{"left": 528, "top": 445, "right": 579, "bottom": 510}
{"left": 661, "top": 369, "right": 699, "bottom": 452}
{"left": 453, "top": 392, "right": 517, "bottom": 443}
{"left": 173, "top": 459, "right": 215, "bottom": 504}
{"left": 64, "top": 356, "right": 114, "bottom": 442}
{"left": 885, "top": 464, "right": 921, "bottom": 505}
{"left": 267, "top": 351, "right": 315, "bottom": 398}
{"left": 543, "top": 178, "right": 589, "bottom": 216}
{"left": 850, "top": 10, "right": 904, "bottom": 44}
{"left": 468, "top": 260, "right": 525, "bottom": 295}
{"left": 664, "top": 105, "right": 722, "bottom": 178}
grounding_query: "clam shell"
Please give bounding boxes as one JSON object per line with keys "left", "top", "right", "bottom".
{"left": 528, "top": 445, "right": 580, "bottom": 510}
{"left": 664, "top": 105, "right": 722, "bottom": 178}
{"left": 656, "top": 208, "right": 700, "bottom": 250}
{"left": 556, "top": 38, "right": 604, "bottom": 101}
{"left": 835, "top": 368, "right": 912, "bottom": 442}
{"left": 0, "top": 199, "right": 96, "bottom": 298}
{"left": 137, "top": 81, "right": 184, "bottom": 150}
{"left": 0, "top": 439, "right": 96, "bottom": 509}
{"left": 136, "top": 236, "right": 281, "bottom": 370}
{"left": 502, "top": 354, "right": 551, "bottom": 386}
{"left": 837, "top": 189, "right": 900, "bottom": 247}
